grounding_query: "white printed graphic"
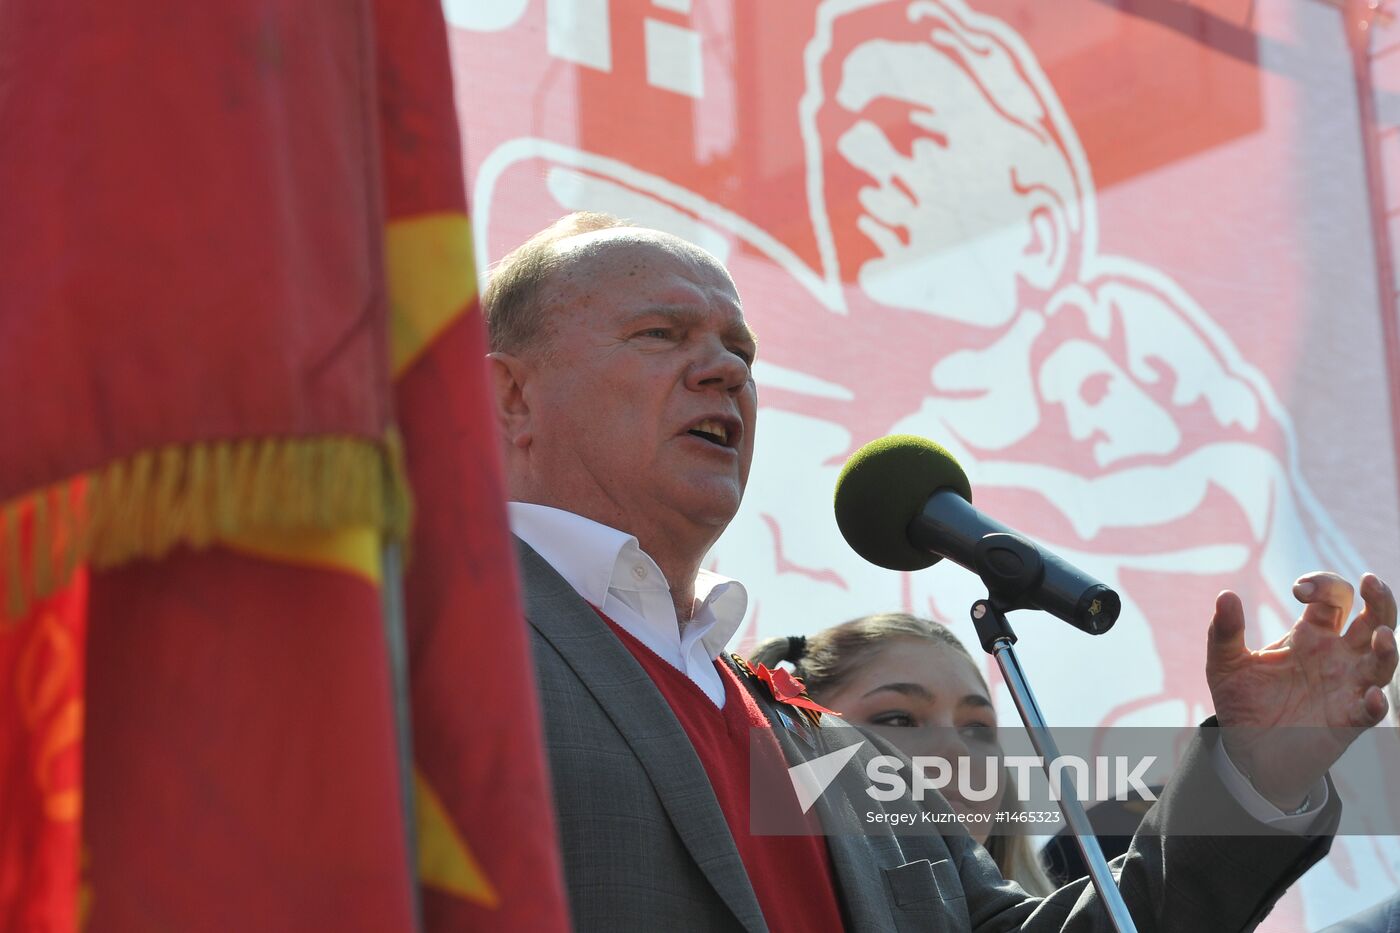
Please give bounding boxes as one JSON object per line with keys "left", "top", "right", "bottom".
{"left": 645, "top": 19, "right": 704, "bottom": 97}
{"left": 788, "top": 741, "right": 865, "bottom": 813}
{"left": 547, "top": 0, "right": 613, "bottom": 70}
{"left": 444, "top": 0, "right": 529, "bottom": 31}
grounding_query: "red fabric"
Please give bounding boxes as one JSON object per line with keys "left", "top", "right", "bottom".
{"left": 374, "top": 0, "right": 570, "bottom": 928}
{"left": 0, "top": 0, "right": 392, "bottom": 501}
{"left": 598, "top": 613, "right": 847, "bottom": 932}
{"left": 753, "top": 663, "right": 839, "bottom": 717}
{"left": 0, "top": 0, "right": 567, "bottom": 925}
{"left": 397, "top": 309, "right": 572, "bottom": 931}
{"left": 372, "top": 0, "right": 472, "bottom": 220}
{"left": 0, "top": 574, "right": 86, "bottom": 933}
{"left": 81, "top": 548, "right": 415, "bottom": 931}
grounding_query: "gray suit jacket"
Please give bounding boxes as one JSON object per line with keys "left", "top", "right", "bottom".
{"left": 1320, "top": 895, "right": 1400, "bottom": 933}
{"left": 518, "top": 539, "right": 1337, "bottom": 932}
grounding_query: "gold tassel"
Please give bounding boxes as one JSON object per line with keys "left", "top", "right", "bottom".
{"left": 56, "top": 480, "right": 81, "bottom": 585}
{"left": 214, "top": 441, "right": 238, "bottom": 536}
{"left": 32, "top": 491, "right": 51, "bottom": 597}
{"left": 185, "top": 444, "right": 212, "bottom": 550}
{"left": 383, "top": 430, "right": 413, "bottom": 543}
{"left": 0, "top": 435, "right": 411, "bottom": 616}
{"left": 151, "top": 446, "right": 183, "bottom": 558}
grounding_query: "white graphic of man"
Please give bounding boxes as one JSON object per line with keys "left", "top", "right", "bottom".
{"left": 470, "top": 0, "right": 1392, "bottom": 915}
{"left": 728, "top": 0, "right": 1367, "bottom": 730}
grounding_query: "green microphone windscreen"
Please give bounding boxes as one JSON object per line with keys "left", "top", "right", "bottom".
{"left": 833, "top": 435, "right": 972, "bottom": 571}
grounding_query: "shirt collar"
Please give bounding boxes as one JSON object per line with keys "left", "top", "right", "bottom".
{"left": 507, "top": 502, "right": 748, "bottom": 656}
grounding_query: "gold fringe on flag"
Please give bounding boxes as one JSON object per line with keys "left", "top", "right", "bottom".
{"left": 0, "top": 434, "right": 412, "bottom": 620}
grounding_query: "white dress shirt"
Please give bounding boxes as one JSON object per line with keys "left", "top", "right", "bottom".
{"left": 509, "top": 501, "right": 1327, "bottom": 828}
{"left": 509, "top": 502, "right": 747, "bottom": 708}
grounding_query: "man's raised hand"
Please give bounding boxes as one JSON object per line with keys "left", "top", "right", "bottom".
{"left": 1205, "top": 572, "right": 1398, "bottom": 811}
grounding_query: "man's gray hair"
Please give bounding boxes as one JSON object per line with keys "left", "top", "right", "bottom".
{"left": 482, "top": 211, "right": 630, "bottom": 355}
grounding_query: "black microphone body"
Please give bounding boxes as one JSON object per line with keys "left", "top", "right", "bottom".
{"left": 909, "top": 490, "right": 1119, "bottom": 635}
{"left": 833, "top": 434, "right": 1119, "bottom": 635}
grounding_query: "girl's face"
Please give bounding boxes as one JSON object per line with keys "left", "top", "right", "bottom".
{"left": 820, "top": 637, "right": 1002, "bottom": 843}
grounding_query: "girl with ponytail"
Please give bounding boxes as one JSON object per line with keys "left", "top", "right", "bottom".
{"left": 750, "top": 612, "right": 1056, "bottom": 896}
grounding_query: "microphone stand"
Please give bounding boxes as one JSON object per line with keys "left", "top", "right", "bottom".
{"left": 966, "top": 534, "right": 1138, "bottom": 933}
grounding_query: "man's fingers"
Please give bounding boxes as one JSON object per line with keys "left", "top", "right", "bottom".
{"left": 1360, "top": 571, "right": 1394, "bottom": 622}
{"left": 1361, "top": 573, "right": 1396, "bottom": 629}
{"left": 1294, "top": 572, "right": 1354, "bottom": 633}
{"left": 1358, "top": 684, "right": 1390, "bottom": 727}
{"left": 1343, "top": 573, "right": 1396, "bottom": 651}
{"left": 1364, "top": 624, "right": 1399, "bottom": 688}
{"left": 1206, "top": 590, "right": 1248, "bottom": 673}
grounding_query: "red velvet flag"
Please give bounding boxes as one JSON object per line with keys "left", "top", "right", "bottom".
{"left": 0, "top": 488, "right": 86, "bottom": 933}
{"left": 374, "top": 0, "right": 572, "bottom": 927}
{"left": 0, "top": 0, "right": 568, "bottom": 929}
{"left": 0, "top": 1, "right": 415, "bottom": 928}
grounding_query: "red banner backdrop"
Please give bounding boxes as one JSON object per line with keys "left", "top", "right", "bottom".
{"left": 448, "top": 1, "right": 1400, "bottom": 929}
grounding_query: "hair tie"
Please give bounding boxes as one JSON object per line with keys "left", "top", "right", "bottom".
{"left": 787, "top": 635, "right": 808, "bottom": 661}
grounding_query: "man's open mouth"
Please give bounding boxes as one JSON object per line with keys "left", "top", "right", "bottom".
{"left": 687, "top": 418, "right": 734, "bottom": 448}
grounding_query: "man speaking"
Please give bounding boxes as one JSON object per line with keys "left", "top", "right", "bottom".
{"left": 483, "top": 212, "right": 1397, "bottom": 931}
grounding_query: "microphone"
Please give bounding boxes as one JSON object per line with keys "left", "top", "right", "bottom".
{"left": 833, "top": 435, "right": 1119, "bottom": 635}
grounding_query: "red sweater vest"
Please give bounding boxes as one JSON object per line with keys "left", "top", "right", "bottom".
{"left": 597, "top": 611, "right": 846, "bottom": 932}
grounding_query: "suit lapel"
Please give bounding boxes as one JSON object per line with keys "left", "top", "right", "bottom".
{"left": 817, "top": 726, "right": 908, "bottom": 932}
{"left": 516, "top": 540, "right": 767, "bottom": 933}
{"left": 722, "top": 661, "right": 901, "bottom": 932}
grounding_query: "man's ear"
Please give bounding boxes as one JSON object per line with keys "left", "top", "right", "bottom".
{"left": 487, "top": 351, "right": 533, "bottom": 449}
{"left": 1020, "top": 196, "right": 1069, "bottom": 292}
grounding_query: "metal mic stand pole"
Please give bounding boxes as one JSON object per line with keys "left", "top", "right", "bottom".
{"left": 970, "top": 596, "right": 1137, "bottom": 933}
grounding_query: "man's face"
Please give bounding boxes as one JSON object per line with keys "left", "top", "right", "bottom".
{"left": 520, "top": 233, "right": 758, "bottom": 541}
{"left": 823, "top": 34, "right": 1061, "bottom": 327}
